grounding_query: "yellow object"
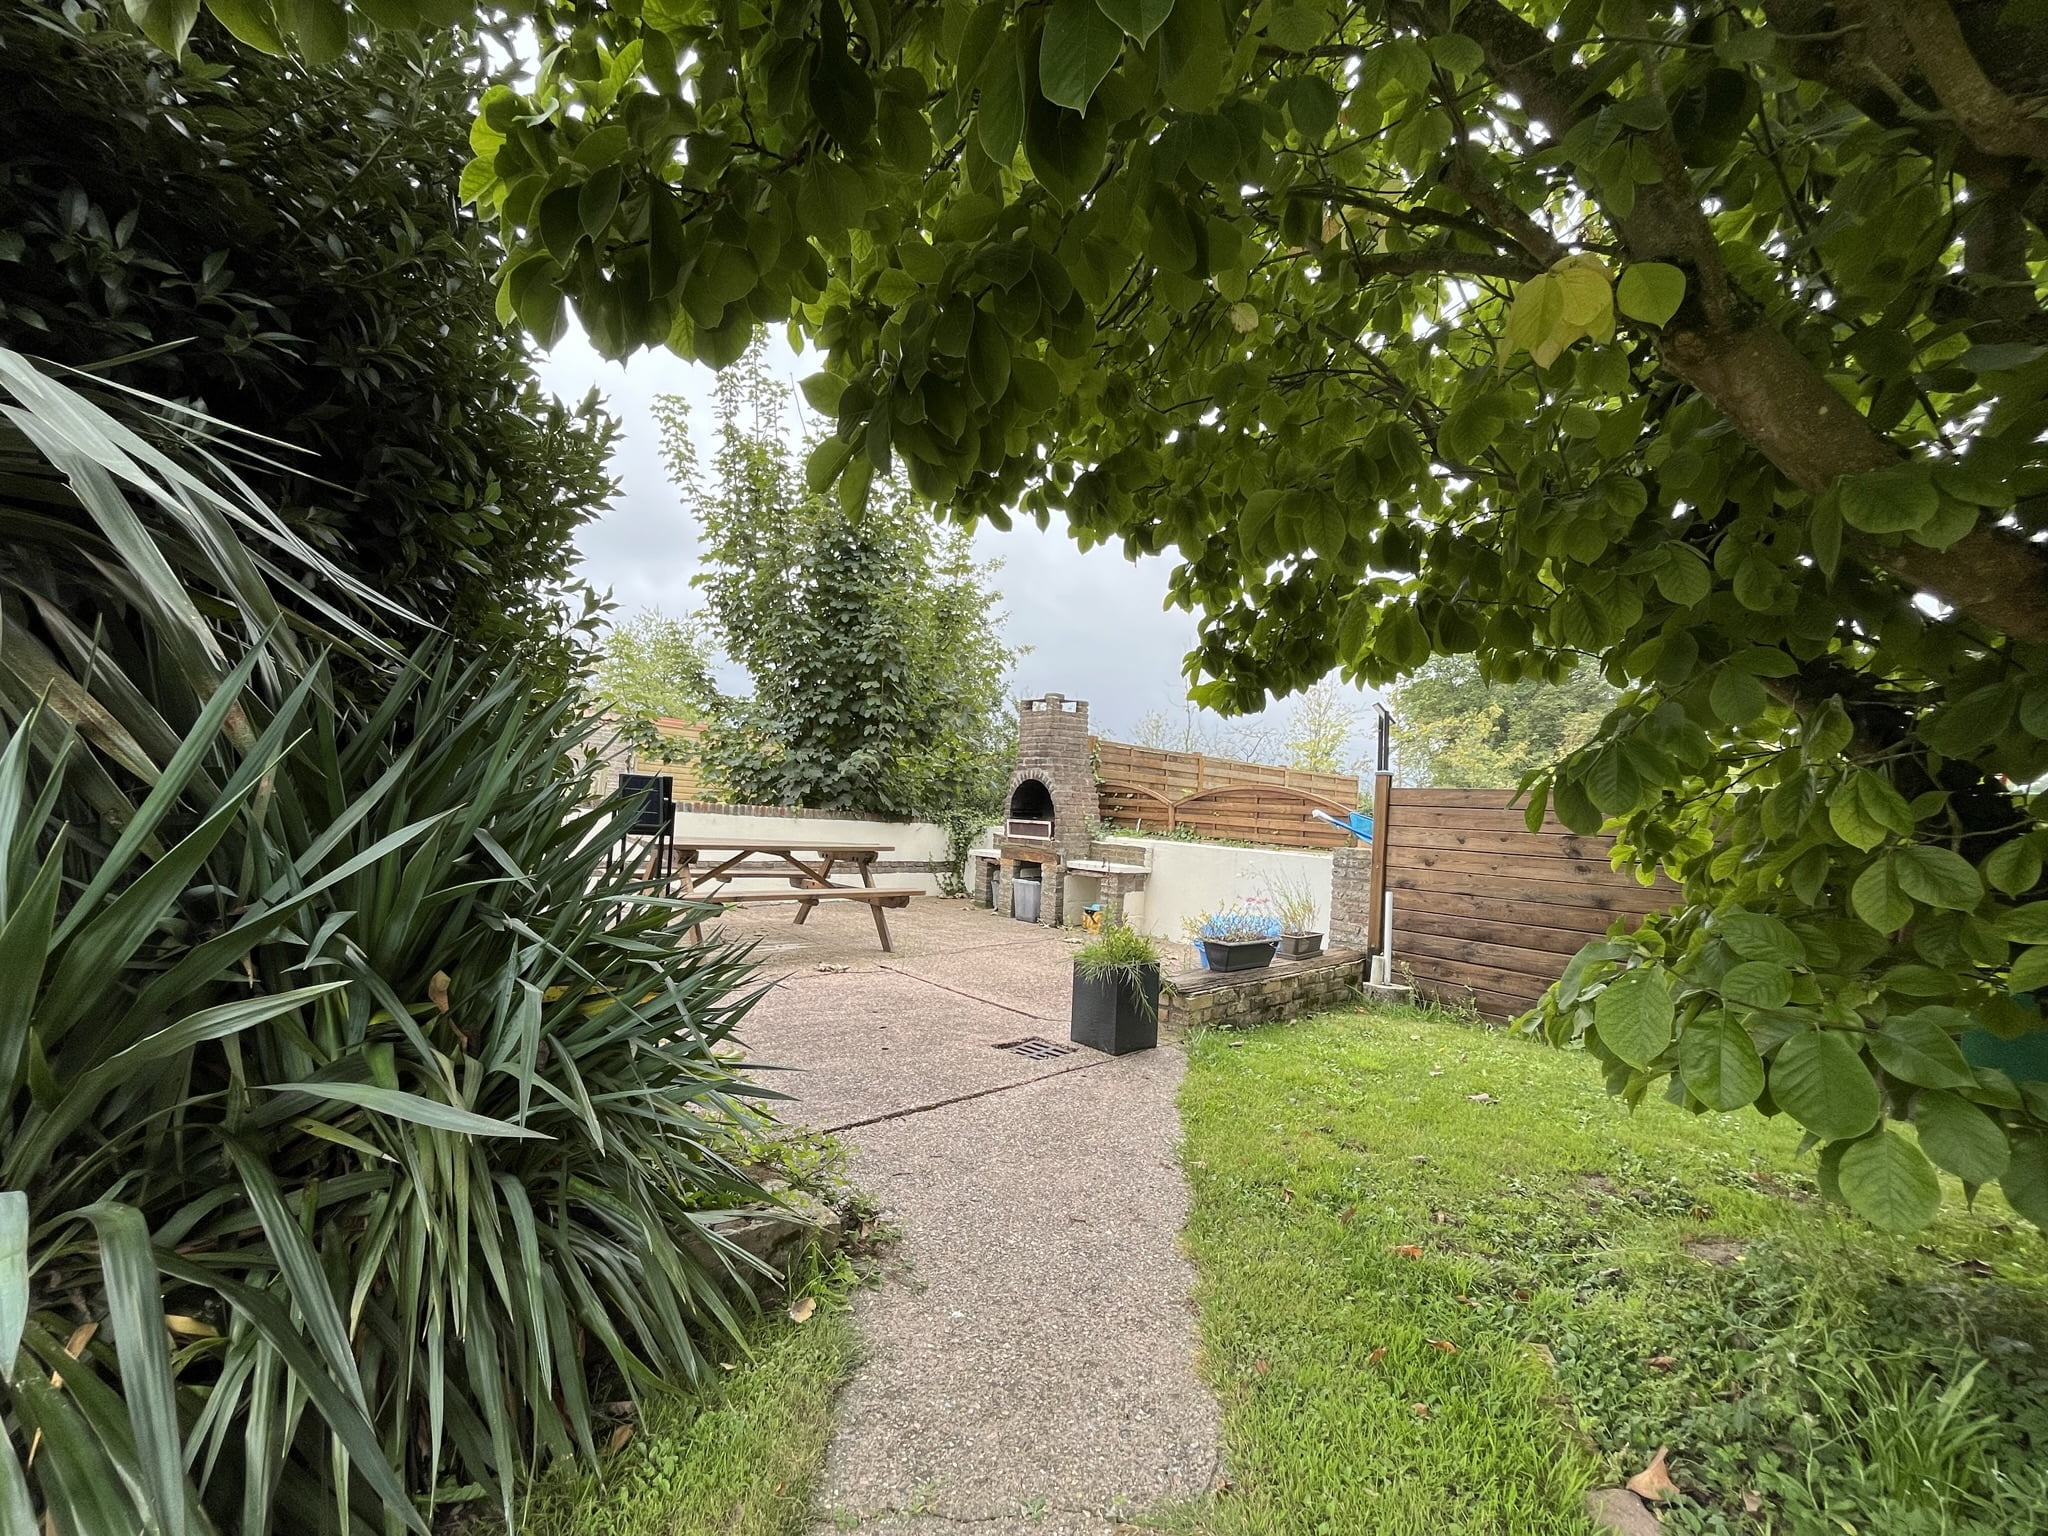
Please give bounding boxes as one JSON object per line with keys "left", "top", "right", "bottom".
{"left": 1081, "top": 907, "right": 1104, "bottom": 934}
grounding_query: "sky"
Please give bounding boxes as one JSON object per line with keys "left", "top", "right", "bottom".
{"left": 535, "top": 325, "right": 1384, "bottom": 764}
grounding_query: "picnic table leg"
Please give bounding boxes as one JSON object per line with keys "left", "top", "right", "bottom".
{"left": 869, "top": 899, "right": 895, "bottom": 954}
{"left": 793, "top": 853, "right": 835, "bottom": 926}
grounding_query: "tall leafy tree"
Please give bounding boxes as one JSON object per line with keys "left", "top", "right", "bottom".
{"left": 1392, "top": 656, "right": 1616, "bottom": 787}
{"left": 592, "top": 608, "right": 718, "bottom": 720}
{"left": 0, "top": 5, "right": 617, "bottom": 684}
{"left": 138, "top": 0, "right": 2048, "bottom": 1229}
{"left": 652, "top": 350, "right": 1016, "bottom": 815}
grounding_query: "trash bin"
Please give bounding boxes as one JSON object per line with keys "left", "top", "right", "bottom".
{"left": 1012, "top": 867, "right": 1042, "bottom": 923}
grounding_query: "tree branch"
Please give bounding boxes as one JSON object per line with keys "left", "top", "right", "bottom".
{"left": 1887, "top": 0, "right": 2048, "bottom": 164}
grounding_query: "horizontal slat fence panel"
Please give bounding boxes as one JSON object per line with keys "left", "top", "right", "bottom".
{"left": 1093, "top": 743, "right": 1360, "bottom": 850}
{"left": 1381, "top": 787, "right": 1678, "bottom": 1021}
{"left": 1092, "top": 737, "right": 1359, "bottom": 805}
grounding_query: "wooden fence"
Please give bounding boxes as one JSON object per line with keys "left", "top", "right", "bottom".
{"left": 1091, "top": 737, "right": 1360, "bottom": 850}
{"left": 1091, "top": 738, "right": 1359, "bottom": 804}
{"left": 1096, "top": 781, "right": 1356, "bottom": 849}
{"left": 1366, "top": 786, "right": 1679, "bottom": 1020}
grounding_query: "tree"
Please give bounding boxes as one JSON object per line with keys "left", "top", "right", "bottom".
{"left": 1284, "top": 680, "right": 1359, "bottom": 774}
{"left": 1392, "top": 657, "right": 1615, "bottom": 788}
{"left": 653, "top": 350, "right": 1017, "bottom": 816}
{"left": 174, "top": 0, "right": 2048, "bottom": 1230}
{"left": 1128, "top": 701, "right": 1282, "bottom": 762}
{"left": 592, "top": 608, "right": 718, "bottom": 720}
{"left": 1, "top": 6, "right": 617, "bottom": 686}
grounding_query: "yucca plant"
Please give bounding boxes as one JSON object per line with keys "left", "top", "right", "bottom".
{"left": 0, "top": 351, "right": 786, "bottom": 1533}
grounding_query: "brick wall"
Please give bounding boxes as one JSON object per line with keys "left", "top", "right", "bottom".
{"left": 1329, "top": 844, "right": 1373, "bottom": 949}
{"left": 1160, "top": 950, "right": 1365, "bottom": 1030}
{"left": 1011, "top": 694, "right": 1095, "bottom": 859}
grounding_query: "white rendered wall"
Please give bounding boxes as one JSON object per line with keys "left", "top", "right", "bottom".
{"left": 1114, "top": 838, "right": 1335, "bottom": 942}
{"left": 670, "top": 810, "right": 955, "bottom": 895}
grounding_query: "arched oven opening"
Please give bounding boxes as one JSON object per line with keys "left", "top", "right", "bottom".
{"left": 1007, "top": 778, "right": 1054, "bottom": 841}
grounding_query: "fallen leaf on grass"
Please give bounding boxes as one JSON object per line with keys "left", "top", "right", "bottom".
{"left": 1427, "top": 1339, "right": 1458, "bottom": 1354}
{"left": 1466, "top": 1092, "right": 1496, "bottom": 1104}
{"left": 1428, "top": 1069, "right": 1443, "bottom": 1077}
{"left": 816, "top": 963, "right": 850, "bottom": 974}
{"left": 1626, "top": 1447, "right": 1678, "bottom": 1502}
{"left": 789, "top": 1296, "right": 817, "bottom": 1323}
{"left": 1742, "top": 1490, "right": 1762, "bottom": 1514}
{"left": 1432, "top": 1210, "right": 1453, "bottom": 1224}
{"left": 1410, "top": 1402, "right": 1431, "bottom": 1418}
{"left": 1281, "top": 1186, "right": 1296, "bottom": 1203}
{"left": 1367, "top": 1347, "right": 1388, "bottom": 1365}
{"left": 1392, "top": 1244, "right": 1425, "bottom": 1259}
{"left": 1647, "top": 1354, "right": 1677, "bottom": 1373}
{"left": 1338, "top": 1206, "right": 1358, "bottom": 1225}
{"left": 608, "top": 1423, "right": 633, "bottom": 1453}
{"left": 1252, "top": 1359, "right": 1270, "bottom": 1376}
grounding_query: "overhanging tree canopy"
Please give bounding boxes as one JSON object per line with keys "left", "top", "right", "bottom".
{"left": 155, "top": 0, "right": 2048, "bottom": 1231}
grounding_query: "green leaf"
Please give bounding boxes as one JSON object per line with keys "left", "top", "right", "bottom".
{"left": 809, "top": 22, "right": 877, "bottom": 144}
{"left": 1094, "top": 0, "right": 1175, "bottom": 44}
{"left": 1439, "top": 392, "right": 1508, "bottom": 464}
{"left": 1594, "top": 967, "right": 1674, "bottom": 1068}
{"left": 1040, "top": 0, "right": 1126, "bottom": 112}
{"left": 1894, "top": 844, "right": 1984, "bottom": 911}
{"left": 82, "top": 1202, "right": 193, "bottom": 1536}
{"left": 204, "top": 0, "right": 286, "bottom": 52}
{"left": 2001, "top": 1132, "right": 2048, "bottom": 1230}
{"left": 1912, "top": 1090, "right": 2010, "bottom": 1183}
{"left": 280, "top": 0, "right": 348, "bottom": 66}
{"left": 1870, "top": 1010, "right": 1978, "bottom": 1090}
{"left": 1709, "top": 666, "right": 1767, "bottom": 727}
{"left": 1615, "top": 262, "right": 1686, "bottom": 326}
{"left": 1678, "top": 1013, "right": 1765, "bottom": 1111}
{"left": 1717, "top": 912, "right": 1804, "bottom": 965}
{"left": 1986, "top": 839, "right": 2043, "bottom": 899}
{"left": 0, "top": 1191, "right": 24, "bottom": 1372}
{"left": 1829, "top": 769, "right": 1913, "bottom": 851}
{"left": 1837, "top": 464, "right": 1939, "bottom": 534}
{"left": 124, "top": 0, "right": 202, "bottom": 54}
{"left": 1852, "top": 857, "right": 1913, "bottom": 933}
{"left": 1720, "top": 961, "right": 1792, "bottom": 1009}
{"left": 261, "top": 1082, "right": 555, "bottom": 1138}
{"left": 2009, "top": 945, "right": 2048, "bottom": 991}
{"left": 1995, "top": 900, "right": 2048, "bottom": 943}
{"left": 976, "top": 32, "right": 1026, "bottom": 164}
{"left": 1770, "top": 1029, "right": 1882, "bottom": 1141}
{"left": 1837, "top": 1129, "right": 1942, "bottom": 1232}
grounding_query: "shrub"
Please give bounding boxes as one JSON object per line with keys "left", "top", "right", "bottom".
{"left": 1073, "top": 923, "right": 1162, "bottom": 985}
{"left": 0, "top": 352, "right": 776, "bottom": 1531}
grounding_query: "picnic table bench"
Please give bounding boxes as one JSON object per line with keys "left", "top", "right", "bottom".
{"left": 676, "top": 842, "right": 917, "bottom": 952}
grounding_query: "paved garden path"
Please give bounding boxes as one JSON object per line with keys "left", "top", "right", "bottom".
{"left": 723, "top": 898, "right": 1221, "bottom": 1535}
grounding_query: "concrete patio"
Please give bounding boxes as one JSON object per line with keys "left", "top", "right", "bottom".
{"left": 712, "top": 896, "right": 1221, "bottom": 1534}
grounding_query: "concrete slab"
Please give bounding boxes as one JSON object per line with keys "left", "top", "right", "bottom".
{"left": 810, "top": 1055, "right": 1218, "bottom": 1530}
{"left": 728, "top": 899, "right": 1219, "bottom": 1533}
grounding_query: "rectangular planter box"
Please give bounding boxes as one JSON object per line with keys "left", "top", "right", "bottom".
{"left": 1198, "top": 938, "right": 1279, "bottom": 972}
{"left": 1070, "top": 965, "right": 1159, "bottom": 1055}
{"left": 1279, "top": 932, "right": 1325, "bottom": 960}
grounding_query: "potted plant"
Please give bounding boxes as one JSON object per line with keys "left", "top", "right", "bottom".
{"left": 1070, "top": 923, "right": 1161, "bottom": 1055}
{"left": 1268, "top": 873, "right": 1324, "bottom": 960}
{"left": 1186, "top": 905, "right": 1282, "bottom": 972}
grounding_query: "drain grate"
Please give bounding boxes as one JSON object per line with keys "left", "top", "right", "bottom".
{"left": 994, "top": 1035, "right": 1077, "bottom": 1061}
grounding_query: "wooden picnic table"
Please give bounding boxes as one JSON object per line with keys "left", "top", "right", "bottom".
{"left": 676, "top": 843, "right": 914, "bottom": 951}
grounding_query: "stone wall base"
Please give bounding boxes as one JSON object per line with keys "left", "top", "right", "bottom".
{"left": 1161, "top": 949, "right": 1367, "bottom": 1031}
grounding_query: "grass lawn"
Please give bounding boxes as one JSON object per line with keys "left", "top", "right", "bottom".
{"left": 1176, "top": 1004, "right": 2048, "bottom": 1536}
{"left": 512, "top": 1281, "right": 859, "bottom": 1536}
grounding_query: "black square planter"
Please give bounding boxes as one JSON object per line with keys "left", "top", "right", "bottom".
{"left": 1278, "top": 932, "right": 1324, "bottom": 960}
{"left": 1070, "top": 964, "right": 1160, "bottom": 1055}
{"left": 1200, "top": 938, "right": 1279, "bottom": 972}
